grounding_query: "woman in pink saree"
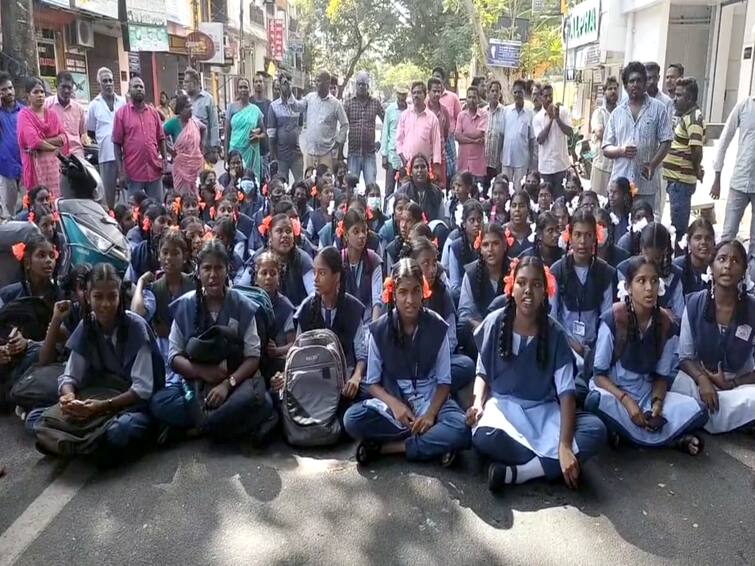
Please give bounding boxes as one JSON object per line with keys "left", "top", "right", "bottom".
{"left": 164, "top": 94, "right": 205, "bottom": 196}
{"left": 17, "top": 77, "right": 67, "bottom": 199}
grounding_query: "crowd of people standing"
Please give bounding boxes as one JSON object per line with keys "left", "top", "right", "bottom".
{"left": 0, "top": 60, "right": 753, "bottom": 495}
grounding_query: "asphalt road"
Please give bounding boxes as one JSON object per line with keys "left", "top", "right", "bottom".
{"left": 0, "top": 413, "right": 753, "bottom": 566}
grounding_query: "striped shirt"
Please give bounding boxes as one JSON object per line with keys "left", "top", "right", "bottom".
{"left": 663, "top": 106, "right": 704, "bottom": 185}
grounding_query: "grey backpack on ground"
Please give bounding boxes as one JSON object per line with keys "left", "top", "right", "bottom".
{"left": 282, "top": 328, "right": 346, "bottom": 446}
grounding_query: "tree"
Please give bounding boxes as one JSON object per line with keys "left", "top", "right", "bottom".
{"left": 1, "top": 0, "right": 38, "bottom": 85}
{"left": 387, "top": 0, "right": 474, "bottom": 86}
{"left": 296, "top": 0, "right": 401, "bottom": 96}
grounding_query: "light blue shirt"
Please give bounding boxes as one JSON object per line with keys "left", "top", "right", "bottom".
{"left": 603, "top": 94, "right": 673, "bottom": 195}
{"left": 381, "top": 101, "right": 404, "bottom": 169}
{"left": 501, "top": 103, "right": 535, "bottom": 169}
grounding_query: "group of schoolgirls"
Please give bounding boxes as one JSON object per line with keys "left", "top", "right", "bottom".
{"left": 2, "top": 159, "right": 754, "bottom": 497}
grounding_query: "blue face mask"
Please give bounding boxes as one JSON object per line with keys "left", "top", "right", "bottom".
{"left": 240, "top": 179, "right": 257, "bottom": 196}
{"left": 367, "top": 196, "right": 381, "bottom": 211}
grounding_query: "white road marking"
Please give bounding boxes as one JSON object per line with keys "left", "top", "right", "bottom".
{"left": 0, "top": 461, "right": 93, "bottom": 566}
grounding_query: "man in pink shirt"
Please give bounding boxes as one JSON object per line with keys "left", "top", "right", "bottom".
{"left": 112, "top": 77, "right": 167, "bottom": 202}
{"left": 44, "top": 71, "right": 86, "bottom": 158}
{"left": 396, "top": 81, "right": 442, "bottom": 180}
{"left": 455, "top": 86, "right": 488, "bottom": 181}
{"left": 432, "top": 66, "right": 462, "bottom": 180}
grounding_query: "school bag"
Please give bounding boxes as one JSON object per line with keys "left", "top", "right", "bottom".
{"left": 234, "top": 285, "right": 276, "bottom": 348}
{"left": 282, "top": 328, "right": 346, "bottom": 447}
{"left": 10, "top": 363, "right": 65, "bottom": 411}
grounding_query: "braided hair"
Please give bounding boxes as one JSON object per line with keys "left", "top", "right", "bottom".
{"left": 459, "top": 200, "right": 484, "bottom": 266}
{"left": 394, "top": 201, "right": 424, "bottom": 260}
{"left": 385, "top": 258, "right": 425, "bottom": 348}
{"left": 497, "top": 256, "right": 550, "bottom": 368}
{"left": 475, "top": 223, "right": 508, "bottom": 303}
{"left": 192, "top": 239, "right": 229, "bottom": 337}
{"left": 594, "top": 208, "right": 616, "bottom": 265}
{"left": 639, "top": 222, "right": 673, "bottom": 278}
{"left": 704, "top": 239, "right": 749, "bottom": 324}
{"left": 341, "top": 208, "right": 373, "bottom": 272}
{"left": 410, "top": 236, "right": 447, "bottom": 315}
{"left": 309, "top": 246, "right": 346, "bottom": 330}
{"left": 16, "top": 231, "right": 59, "bottom": 303}
{"left": 82, "top": 262, "right": 129, "bottom": 352}
{"left": 559, "top": 208, "right": 598, "bottom": 306}
{"left": 682, "top": 217, "right": 714, "bottom": 289}
{"left": 623, "top": 256, "right": 665, "bottom": 360}
{"left": 329, "top": 193, "right": 349, "bottom": 242}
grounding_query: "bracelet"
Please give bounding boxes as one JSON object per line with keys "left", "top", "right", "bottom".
{"left": 107, "top": 399, "right": 114, "bottom": 414}
{"left": 618, "top": 392, "right": 627, "bottom": 403}
{"left": 651, "top": 396, "right": 663, "bottom": 406}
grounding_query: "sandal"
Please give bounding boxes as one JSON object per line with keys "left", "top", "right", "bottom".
{"left": 672, "top": 434, "right": 704, "bottom": 456}
{"left": 355, "top": 440, "right": 381, "bottom": 465}
{"left": 487, "top": 463, "right": 515, "bottom": 493}
{"left": 440, "top": 451, "right": 457, "bottom": 468}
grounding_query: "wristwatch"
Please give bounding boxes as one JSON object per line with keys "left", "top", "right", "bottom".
{"left": 228, "top": 375, "right": 238, "bottom": 389}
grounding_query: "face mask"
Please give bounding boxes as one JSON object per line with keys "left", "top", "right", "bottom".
{"left": 367, "top": 196, "right": 381, "bottom": 211}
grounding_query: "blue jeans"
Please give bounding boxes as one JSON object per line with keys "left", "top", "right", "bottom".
{"left": 127, "top": 178, "right": 163, "bottom": 203}
{"left": 472, "top": 411, "right": 606, "bottom": 480}
{"left": 347, "top": 152, "right": 378, "bottom": 186}
{"left": 150, "top": 379, "right": 273, "bottom": 440}
{"left": 343, "top": 398, "right": 470, "bottom": 461}
{"left": 666, "top": 181, "right": 696, "bottom": 243}
{"left": 26, "top": 406, "right": 153, "bottom": 450}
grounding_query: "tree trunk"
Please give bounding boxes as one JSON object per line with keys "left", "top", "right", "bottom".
{"left": 1, "top": 0, "right": 39, "bottom": 87}
{"left": 460, "top": 0, "right": 513, "bottom": 103}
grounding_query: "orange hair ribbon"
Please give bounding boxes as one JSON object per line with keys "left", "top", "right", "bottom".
{"left": 381, "top": 277, "right": 395, "bottom": 304}
{"left": 503, "top": 258, "right": 520, "bottom": 296}
{"left": 335, "top": 220, "right": 345, "bottom": 239}
{"left": 291, "top": 217, "right": 302, "bottom": 237}
{"left": 11, "top": 242, "right": 25, "bottom": 262}
{"left": 258, "top": 215, "right": 272, "bottom": 237}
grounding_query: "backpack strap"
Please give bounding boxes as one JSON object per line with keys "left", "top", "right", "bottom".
{"left": 611, "top": 302, "right": 629, "bottom": 366}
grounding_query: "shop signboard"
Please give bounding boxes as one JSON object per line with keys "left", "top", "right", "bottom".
{"left": 126, "top": 0, "right": 169, "bottom": 51}
{"left": 186, "top": 31, "right": 216, "bottom": 61}
{"left": 165, "top": 0, "right": 192, "bottom": 27}
{"left": 40, "top": 0, "right": 71, "bottom": 7}
{"left": 267, "top": 19, "right": 284, "bottom": 60}
{"left": 198, "top": 23, "right": 225, "bottom": 65}
{"left": 564, "top": 0, "right": 600, "bottom": 48}
{"left": 74, "top": 0, "right": 118, "bottom": 19}
{"left": 487, "top": 39, "right": 521, "bottom": 68}
{"left": 38, "top": 41, "right": 57, "bottom": 79}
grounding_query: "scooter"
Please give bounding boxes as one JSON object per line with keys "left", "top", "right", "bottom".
{"left": 56, "top": 154, "right": 131, "bottom": 274}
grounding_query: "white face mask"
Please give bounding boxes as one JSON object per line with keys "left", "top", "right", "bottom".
{"left": 367, "top": 196, "right": 381, "bottom": 211}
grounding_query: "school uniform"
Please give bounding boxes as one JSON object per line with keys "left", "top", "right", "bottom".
{"left": 249, "top": 204, "right": 272, "bottom": 251}
{"left": 550, "top": 256, "right": 615, "bottom": 351}
{"left": 598, "top": 244, "right": 630, "bottom": 269}
{"left": 673, "top": 254, "right": 708, "bottom": 297}
{"left": 239, "top": 192, "right": 264, "bottom": 219}
{"left": 444, "top": 235, "right": 477, "bottom": 293}
{"left": 611, "top": 213, "right": 629, "bottom": 239}
{"left": 517, "top": 245, "right": 565, "bottom": 267}
{"left": 586, "top": 305, "right": 707, "bottom": 446}
{"left": 505, "top": 226, "right": 534, "bottom": 258}
{"left": 295, "top": 292, "right": 367, "bottom": 371}
{"left": 673, "top": 290, "right": 755, "bottom": 433}
{"left": 471, "top": 308, "right": 606, "bottom": 479}
{"left": 126, "top": 239, "right": 158, "bottom": 283}
{"left": 343, "top": 309, "right": 470, "bottom": 460}
{"left": 399, "top": 182, "right": 445, "bottom": 222}
{"left": 140, "top": 273, "right": 195, "bottom": 376}
{"left": 458, "top": 260, "right": 503, "bottom": 326}
{"left": 0, "top": 281, "right": 63, "bottom": 309}
{"left": 307, "top": 208, "right": 330, "bottom": 245}
{"left": 615, "top": 231, "right": 633, "bottom": 254}
{"left": 617, "top": 259, "right": 685, "bottom": 321}
{"left": 317, "top": 222, "right": 336, "bottom": 249}
{"left": 236, "top": 212, "right": 255, "bottom": 240}
{"left": 334, "top": 231, "right": 382, "bottom": 257}
{"left": 340, "top": 249, "right": 383, "bottom": 322}
{"left": 378, "top": 218, "right": 396, "bottom": 247}
{"left": 149, "top": 288, "right": 274, "bottom": 440}
{"left": 126, "top": 226, "right": 144, "bottom": 251}
{"left": 28, "top": 311, "right": 165, "bottom": 451}
{"left": 440, "top": 227, "right": 461, "bottom": 272}
{"left": 426, "top": 277, "right": 476, "bottom": 393}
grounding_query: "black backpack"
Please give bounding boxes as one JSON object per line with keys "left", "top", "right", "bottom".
{"left": 0, "top": 297, "right": 53, "bottom": 342}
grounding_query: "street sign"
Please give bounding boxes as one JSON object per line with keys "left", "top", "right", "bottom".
{"left": 487, "top": 39, "right": 521, "bottom": 68}
{"left": 186, "top": 31, "right": 216, "bottom": 61}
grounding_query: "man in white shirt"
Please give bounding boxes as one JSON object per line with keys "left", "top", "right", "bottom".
{"left": 86, "top": 67, "right": 126, "bottom": 208}
{"left": 589, "top": 76, "right": 619, "bottom": 195}
{"left": 533, "top": 83, "right": 572, "bottom": 198}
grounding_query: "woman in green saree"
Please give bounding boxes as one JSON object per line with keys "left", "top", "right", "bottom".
{"left": 225, "top": 78, "right": 265, "bottom": 183}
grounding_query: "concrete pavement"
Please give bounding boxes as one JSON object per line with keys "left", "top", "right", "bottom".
{"left": 0, "top": 414, "right": 753, "bottom": 566}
